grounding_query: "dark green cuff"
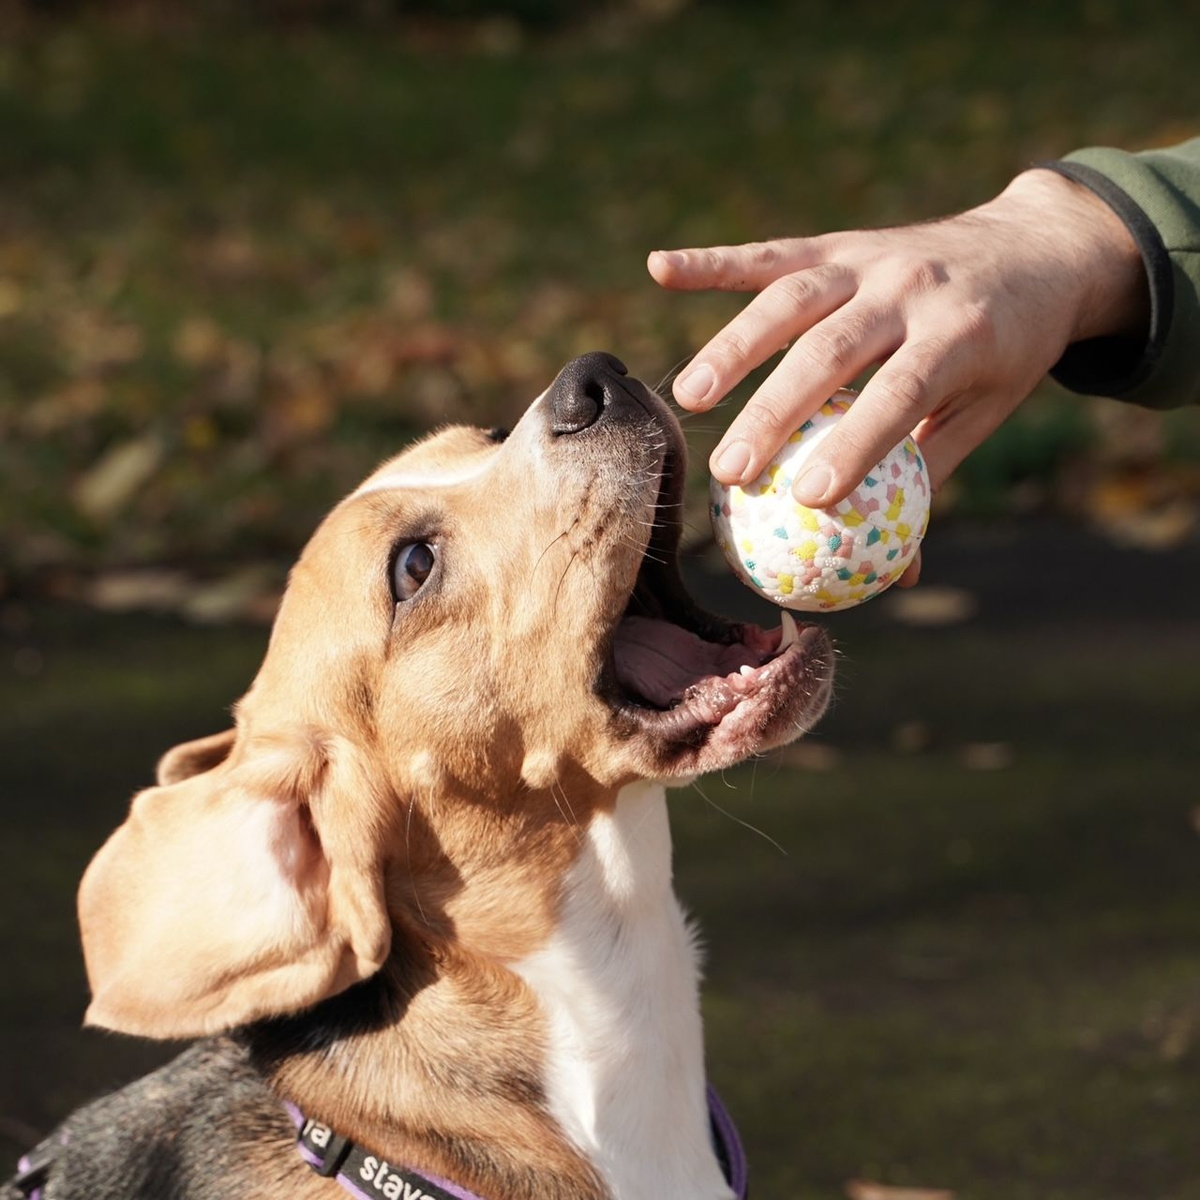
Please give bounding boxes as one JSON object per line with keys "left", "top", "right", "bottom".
{"left": 1043, "top": 143, "right": 1200, "bottom": 410}
{"left": 1042, "top": 160, "right": 1169, "bottom": 400}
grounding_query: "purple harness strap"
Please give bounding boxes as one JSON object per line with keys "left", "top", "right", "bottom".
{"left": 12, "top": 1127, "right": 69, "bottom": 1200}
{"left": 13, "top": 1154, "right": 43, "bottom": 1200}
{"left": 7, "top": 1087, "right": 747, "bottom": 1200}
{"left": 706, "top": 1083, "right": 750, "bottom": 1199}
{"left": 289, "top": 1088, "right": 749, "bottom": 1200}
{"left": 288, "top": 1100, "right": 481, "bottom": 1200}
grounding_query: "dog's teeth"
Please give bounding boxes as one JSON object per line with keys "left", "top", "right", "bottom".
{"left": 778, "top": 610, "right": 800, "bottom": 651}
{"left": 739, "top": 664, "right": 755, "bottom": 678}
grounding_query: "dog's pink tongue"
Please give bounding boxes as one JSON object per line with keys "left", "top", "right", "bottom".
{"left": 613, "top": 615, "right": 754, "bottom": 707}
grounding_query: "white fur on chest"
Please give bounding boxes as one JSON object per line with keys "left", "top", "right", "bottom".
{"left": 513, "top": 781, "right": 733, "bottom": 1200}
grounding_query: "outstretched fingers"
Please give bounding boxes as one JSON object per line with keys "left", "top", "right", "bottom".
{"left": 709, "top": 301, "right": 902, "bottom": 484}
{"left": 789, "top": 337, "right": 967, "bottom": 506}
{"left": 673, "top": 265, "right": 859, "bottom": 412}
{"left": 647, "top": 237, "right": 829, "bottom": 293}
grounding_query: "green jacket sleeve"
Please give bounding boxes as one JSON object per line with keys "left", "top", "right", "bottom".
{"left": 1045, "top": 137, "right": 1200, "bottom": 409}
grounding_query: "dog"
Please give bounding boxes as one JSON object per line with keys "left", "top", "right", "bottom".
{"left": 4, "top": 352, "right": 833, "bottom": 1200}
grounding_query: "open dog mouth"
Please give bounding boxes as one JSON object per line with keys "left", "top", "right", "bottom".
{"left": 604, "top": 447, "right": 831, "bottom": 751}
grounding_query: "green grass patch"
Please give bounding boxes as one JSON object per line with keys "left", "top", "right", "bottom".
{"left": 2, "top": 3, "right": 1199, "bottom": 574}
{"left": 3, "top": 595, "right": 1199, "bottom": 1195}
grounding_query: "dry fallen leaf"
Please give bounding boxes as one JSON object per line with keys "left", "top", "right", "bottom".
{"left": 88, "top": 569, "right": 191, "bottom": 613}
{"left": 23, "top": 379, "right": 107, "bottom": 436}
{"left": 0, "top": 276, "right": 23, "bottom": 316}
{"left": 182, "top": 567, "right": 281, "bottom": 625}
{"left": 173, "top": 315, "right": 228, "bottom": 368}
{"left": 1099, "top": 500, "right": 1197, "bottom": 552}
{"left": 73, "top": 435, "right": 165, "bottom": 521}
{"left": 891, "top": 720, "right": 932, "bottom": 755}
{"left": 846, "top": 1180, "right": 955, "bottom": 1200}
{"left": 884, "top": 586, "right": 977, "bottom": 627}
{"left": 777, "top": 741, "right": 843, "bottom": 772}
{"left": 960, "top": 742, "right": 1013, "bottom": 771}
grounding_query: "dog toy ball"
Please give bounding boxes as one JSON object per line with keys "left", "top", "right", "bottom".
{"left": 710, "top": 391, "right": 930, "bottom": 612}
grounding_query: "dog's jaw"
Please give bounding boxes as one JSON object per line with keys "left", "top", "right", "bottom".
{"left": 593, "top": 380, "right": 835, "bottom": 778}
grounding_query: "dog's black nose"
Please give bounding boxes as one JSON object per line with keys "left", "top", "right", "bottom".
{"left": 548, "top": 352, "right": 629, "bottom": 435}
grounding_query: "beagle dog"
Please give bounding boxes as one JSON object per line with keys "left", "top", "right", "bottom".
{"left": 5, "top": 353, "right": 833, "bottom": 1200}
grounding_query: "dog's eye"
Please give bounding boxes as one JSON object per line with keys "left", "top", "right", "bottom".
{"left": 392, "top": 542, "right": 436, "bottom": 602}
{"left": 486, "top": 427, "right": 510, "bottom": 444}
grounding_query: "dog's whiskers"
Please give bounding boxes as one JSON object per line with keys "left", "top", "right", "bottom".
{"left": 652, "top": 355, "right": 696, "bottom": 398}
{"left": 533, "top": 523, "right": 577, "bottom": 583}
{"left": 677, "top": 396, "right": 734, "bottom": 416}
{"left": 553, "top": 547, "right": 582, "bottom": 614}
{"left": 616, "top": 534, "right": 669, "bottom": 567}
{"left": 691, "top": 780, "right": 788, "bottom": 856}
{"left": 404, "top": 796, "right": 430, "bottom": 927}
{"left": 550, "top": 779, "right": 584, "bottom": 844}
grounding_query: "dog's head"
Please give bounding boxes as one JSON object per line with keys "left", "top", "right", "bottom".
{"left": 79, "top": 354, "right": 833, "bottom": 1038}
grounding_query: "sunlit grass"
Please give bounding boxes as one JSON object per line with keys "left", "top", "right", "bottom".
{"left": 2, "top": 2, "right": 1199, "bottom": 577}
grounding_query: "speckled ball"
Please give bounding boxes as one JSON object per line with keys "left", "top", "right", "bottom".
{"left": 710, "top": 391, "right": 931, "bottom": 612}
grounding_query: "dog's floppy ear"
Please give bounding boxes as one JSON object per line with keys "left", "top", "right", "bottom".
{"left": 156, "top": 728, "right": 237, "bottom": 785}
{"left": 79, "top": 730, "right": 392, "bottom": 1039}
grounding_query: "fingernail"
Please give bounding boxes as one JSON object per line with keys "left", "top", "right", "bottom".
{"left": 793, "top": 461, "right": 833, "bottom": 505}
{"left": 713, "top": 440, "right": 751, "bottom": 480}
{"left": 675, "top": 362, "right": 714, "bottom": 402}
{"left": 653, "top": 249, "right": 684, "bottom": 268}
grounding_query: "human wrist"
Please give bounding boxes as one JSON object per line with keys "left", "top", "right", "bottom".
{"left": 996, "top": 168, "right": 1149, "bottom": 344}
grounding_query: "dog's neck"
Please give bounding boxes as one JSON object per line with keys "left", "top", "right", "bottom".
{"left": 512, "top": 781, "right": 732, "bottom": 1200}
{"left": 248, "top": 781, "right": 732, "bottom": 1200}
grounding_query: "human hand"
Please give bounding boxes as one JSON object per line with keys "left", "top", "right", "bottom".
{"left": 649, "top": 168, "right": 1148, "bottom": 546}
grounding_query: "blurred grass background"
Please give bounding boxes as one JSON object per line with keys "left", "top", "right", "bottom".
{"left": 2, "top": 2, "right": 1200, "bottom": 1198}
{"left": 2, "top": 0, "right": 1200, "bottom": 588}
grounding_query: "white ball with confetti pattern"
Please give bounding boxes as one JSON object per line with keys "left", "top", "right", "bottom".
{"left": 710, "top": 390, "right": 931, "bottom": 612}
